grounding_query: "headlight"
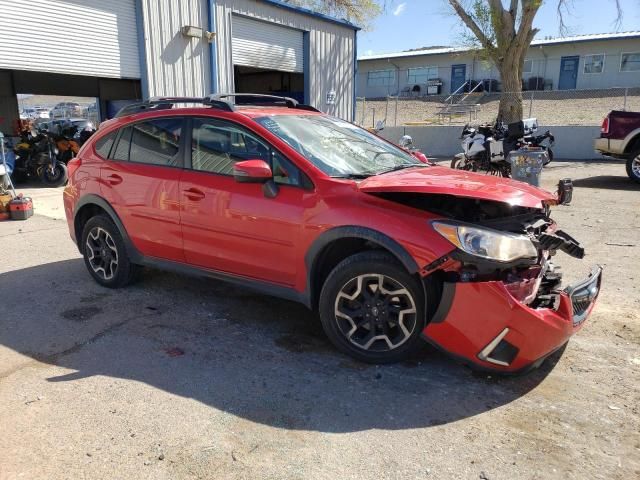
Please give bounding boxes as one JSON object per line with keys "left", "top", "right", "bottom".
{"left": 432, "top": 221, "right": 538, "bottom": 262}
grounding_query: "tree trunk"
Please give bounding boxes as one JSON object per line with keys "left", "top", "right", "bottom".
{"left": 497, "top": 62, "right": 523, "bottom": 124}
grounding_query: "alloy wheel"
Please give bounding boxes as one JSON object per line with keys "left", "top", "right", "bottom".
{"left": 632, "top": 155, "right": 640, "bottom": 179}
{"left": 334, "top": 273, "right": 417, "bottom": 352}
{"left": 85, "top": 227, "right": 119, "bottom": 280}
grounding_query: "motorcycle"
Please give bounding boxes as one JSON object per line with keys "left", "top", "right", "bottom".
{"left": 13, "top": 129, "right": 68, "bottom": 187}
{"left": 451, "top": 118, "right": 554, "bottom": 177}
{"left": 372, "top": 120, "right": 431, "bottom": 164}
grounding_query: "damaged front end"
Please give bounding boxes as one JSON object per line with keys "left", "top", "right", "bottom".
{"left": 377, "top": 191, "right": 602, "bottom": 373}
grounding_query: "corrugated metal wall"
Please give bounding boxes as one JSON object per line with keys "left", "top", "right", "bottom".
{"left": 139, "top": 0, "right": 211, "bottom": 98}
{"left": 0, "top": 0, "right": 140, "bottom": 79}
{"left": 215, "top": 0, "right": 356, "bottom": 120}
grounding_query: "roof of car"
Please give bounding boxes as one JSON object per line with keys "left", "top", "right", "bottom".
{"left": 237, "top": 106, "right": 323, "bottom": 118}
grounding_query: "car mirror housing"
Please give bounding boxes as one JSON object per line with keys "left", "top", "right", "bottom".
{"left": 233, "top": 159, "right": 273, "bottom": 183}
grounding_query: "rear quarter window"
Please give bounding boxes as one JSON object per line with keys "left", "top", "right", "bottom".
{"left": 93, "top": 131, "right": 117, "bottom": 159}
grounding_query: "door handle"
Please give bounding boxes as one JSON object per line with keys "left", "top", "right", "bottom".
{"left": 183, "top": 187, "right": 205, "bottom": 201}
{"left": 106, "top": 174, "right": 122, "bottom": 185}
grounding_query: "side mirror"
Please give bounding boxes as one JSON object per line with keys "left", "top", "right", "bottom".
{"left": 233, "top": 159, "right": 272, "bottom": 183}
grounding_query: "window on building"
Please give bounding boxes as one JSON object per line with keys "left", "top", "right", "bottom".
{"left": 191, "top": 118, "right": 303, "bottom": 186}
{"left": 129, "top": 118, "right": 183, "bottom": 166}
{"left": 584, "top": 54, "right": 605, "bottom": 74}
{"left": 407, "top": 66, "right": 438, "bottom": 84}
{"left": 522, "top": 59, "right": 533, "bottom": 74}
{"left": 621, "top": 52, "right": 640, "bottom": 72}
{"left": 367, "top": 69, "right": 395, "bottom": 87}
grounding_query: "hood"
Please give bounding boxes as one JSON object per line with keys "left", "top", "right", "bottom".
{"left": 357, "top": 166, "right": 557, "bottom": 209}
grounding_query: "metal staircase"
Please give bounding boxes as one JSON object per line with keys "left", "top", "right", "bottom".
{"left": 437, "top": 81, "right": 484, "bottom": 122}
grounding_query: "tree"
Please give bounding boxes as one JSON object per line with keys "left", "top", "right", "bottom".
{"left": 283, "top": 0, "right": 382, "bottom": 29}
{"left": 448, "top": 0, "right": 623, "bottom": 122}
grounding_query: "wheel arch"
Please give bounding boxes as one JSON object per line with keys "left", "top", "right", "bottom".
{"left": 74, "top": 195, "right": 139, "bottom": 260}
{"left": 305, "top": 226, "right": 421, "bottom": 310}
{"left": 624, "top": 133, "right": 640, "bottom": 156}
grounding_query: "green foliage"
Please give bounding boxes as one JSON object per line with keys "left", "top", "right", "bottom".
{"left": 283, "top": 0, "right": 382, "bottom": 29}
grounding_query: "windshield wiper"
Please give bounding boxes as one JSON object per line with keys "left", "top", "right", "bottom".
{"left": 376, "top": 164, "right": 428, "bottom": 175}
{"left": 331, "top": 172, "right": 377, "bottom": 179}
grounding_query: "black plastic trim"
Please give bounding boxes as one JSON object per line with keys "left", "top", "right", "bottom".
{"left": 429, "top": 282, "right": 456, "bottom": 324}
{"left": 422, "top": 334, "right": 565, "bottom": 376}
{"left": 73, "top": 194, "right": 141, "bottom": 261}
{"left": 305, "top": 227, "right": 419, "bottom": 277}
{"left": 138, "top": 256, "right": 310, "bottom": 307}
{"left": 304, "top": 226, "right": 421, "bottom": 309}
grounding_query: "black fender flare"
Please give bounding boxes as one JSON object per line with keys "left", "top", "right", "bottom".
{"left": 304, "top": 226, "right": 421, "bottom": 307}
{"left": 74, "top": 194, "right": 141, "bottom": 261}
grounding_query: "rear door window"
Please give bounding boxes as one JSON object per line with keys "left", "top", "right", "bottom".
{"left": 129, "top": 118, "right": 183, "bottom": 167}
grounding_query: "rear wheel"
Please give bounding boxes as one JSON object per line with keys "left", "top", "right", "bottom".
{"left": 81, "top": 215, "right": 139, "bottom": 288}
{"left": 318, "top": 251, "right": 427, "bottom": 364}
{"left": 40, "top": 163, "right": 68, "bottom": 187}
{"left": 626, "top": 149, "right": 640, "bottom": 184}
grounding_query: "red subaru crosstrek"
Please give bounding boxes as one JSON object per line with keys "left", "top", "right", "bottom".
{"left": 63, "top": 94, "right": 601, "bottom": 373}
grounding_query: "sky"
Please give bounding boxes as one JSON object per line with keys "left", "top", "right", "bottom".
{"left": 358, "top": 0, "right": 640, "bottom": 57}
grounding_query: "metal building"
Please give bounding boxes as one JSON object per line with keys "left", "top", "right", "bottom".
{"left": 0, "top": 0, "right": 359, "bottom": 134}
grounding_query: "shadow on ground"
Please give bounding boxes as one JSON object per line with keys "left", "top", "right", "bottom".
{"left": 572, "top": 175, "right": 640, "bottom": 191}
{"left": 0, "top": 259, "right": 561, "bottom": 433}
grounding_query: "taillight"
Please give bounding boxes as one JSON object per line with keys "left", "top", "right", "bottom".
{"left": 601, "top": 116, "right": 610, "bottom": 135}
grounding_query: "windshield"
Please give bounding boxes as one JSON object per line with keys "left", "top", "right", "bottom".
{"left": 254, "top": 114, "right": 424, "bottom": 177}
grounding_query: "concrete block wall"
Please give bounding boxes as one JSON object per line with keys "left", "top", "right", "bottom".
{"left": 378, "top": 125, "right": 602, "bottom": 160}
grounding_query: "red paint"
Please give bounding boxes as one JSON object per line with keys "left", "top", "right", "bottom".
{"left": 63, "top": 105, "right": 598, "bottom": 372}
{"left": 358, "top": 166, "right": 558, "bottom": 209}
{"left": 423, "top": 280, "right": 599, "bottom": 372}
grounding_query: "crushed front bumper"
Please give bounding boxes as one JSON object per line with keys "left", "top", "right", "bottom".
{"left": 422, "top": 266, "right": 602, "bottom": 373}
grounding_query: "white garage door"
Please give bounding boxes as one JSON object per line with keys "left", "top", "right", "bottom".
{"left": 231, "top": 15, "right": 304, "bottom": 73}
{"left": 0, "top": 0, "right": 140, "bottom": 79}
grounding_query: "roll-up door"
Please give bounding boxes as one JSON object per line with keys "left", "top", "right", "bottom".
{"left": 0, "top": 0, "right": 140, "bottom": 79}
{"left": 231, "top": 15, "right": 304, "bottom": 73}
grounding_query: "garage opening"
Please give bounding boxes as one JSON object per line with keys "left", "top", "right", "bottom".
{"left": 231, "top": 15, "right": 306, "bottom": 103}
{"left": 233, "top": 66, "right": 304, "bottom": 102}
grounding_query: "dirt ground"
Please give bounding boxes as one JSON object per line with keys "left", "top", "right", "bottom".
{"left": 0, "top": 160, "right": 638, "bottom": 480}
{"left": 356, "top": 92, "right": 640, "bottom": 127}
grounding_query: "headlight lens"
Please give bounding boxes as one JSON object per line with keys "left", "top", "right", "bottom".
{"left": 433, "top": 221, "right": 538, "bottom": 262}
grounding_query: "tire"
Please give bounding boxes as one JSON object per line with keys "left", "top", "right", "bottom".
{"left": 40, "top": 162, "right": 68, "bottom": 187}
{"left": 81, "top": 214, "right": 139, "bottom": 288}
{"left": 318, "top": 251, "right": 427, "bottom": 364}
{"left": 544, "top": 147, "right": 554, "bottom": 166}
{"left": 625, "top": 149, "right": 640, "bottom": 184}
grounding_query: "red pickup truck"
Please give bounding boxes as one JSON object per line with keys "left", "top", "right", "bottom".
{"left": 594, "top": 110, "right": 640, "bottom": 183}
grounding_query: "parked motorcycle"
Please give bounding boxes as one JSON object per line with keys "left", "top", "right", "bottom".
{"left": 451, "top": 118, "right": 554, "bottom": 177}
{"left": 13, "top": 129, "right": 68, "bottom": 187}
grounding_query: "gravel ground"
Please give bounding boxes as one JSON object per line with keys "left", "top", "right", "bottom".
{"left": 0, "top": 160, "right": 639, "bottom": 480}
{"left": 356, "top": 92, "right": 640, "bottom": 127}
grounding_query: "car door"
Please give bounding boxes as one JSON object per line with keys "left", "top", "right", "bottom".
{"left": 179, "top": 116, "right": 309, "bottom": 287}
{"left": 100, "top": 116, "right": 185, "bottom": 262}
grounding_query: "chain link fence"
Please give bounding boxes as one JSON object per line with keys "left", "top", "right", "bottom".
{"left": 356, "top": 87, "right": 640, "bottom": 128}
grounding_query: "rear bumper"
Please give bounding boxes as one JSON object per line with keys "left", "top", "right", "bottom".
{"left": 423, "top": 267, "right": 602, "bottom": 373}
{"left": 594, "top": 137, "right": 625, "bottom": 156}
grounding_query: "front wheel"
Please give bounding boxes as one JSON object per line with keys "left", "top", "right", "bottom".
{"left": 626, "top": 149, "right": 640, "bottom": 184}
{"left": 543, "top": 147, "right": 554, "bottom": 166}
{"left": 451, "top": 157, "right": 473, "bottom": 171}
{"left": 318, "top": 251, "right": 427, "bottom": 364}
{"left": 40, "top": 162, "right": 68, "bottom": 187}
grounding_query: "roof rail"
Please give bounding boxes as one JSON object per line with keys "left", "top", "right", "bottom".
{"left": 114, "top": 96, "right": 234, "bottom": 118}
{"left": 114, "top": 93, "right": 319, "bottom": 118}
{"left": 209, "top": 93, "right": 320, "bottom": 112}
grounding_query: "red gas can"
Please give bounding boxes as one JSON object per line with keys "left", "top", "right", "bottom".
{"left": 8, "top": 197, "right": 33, "bottom": 220}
